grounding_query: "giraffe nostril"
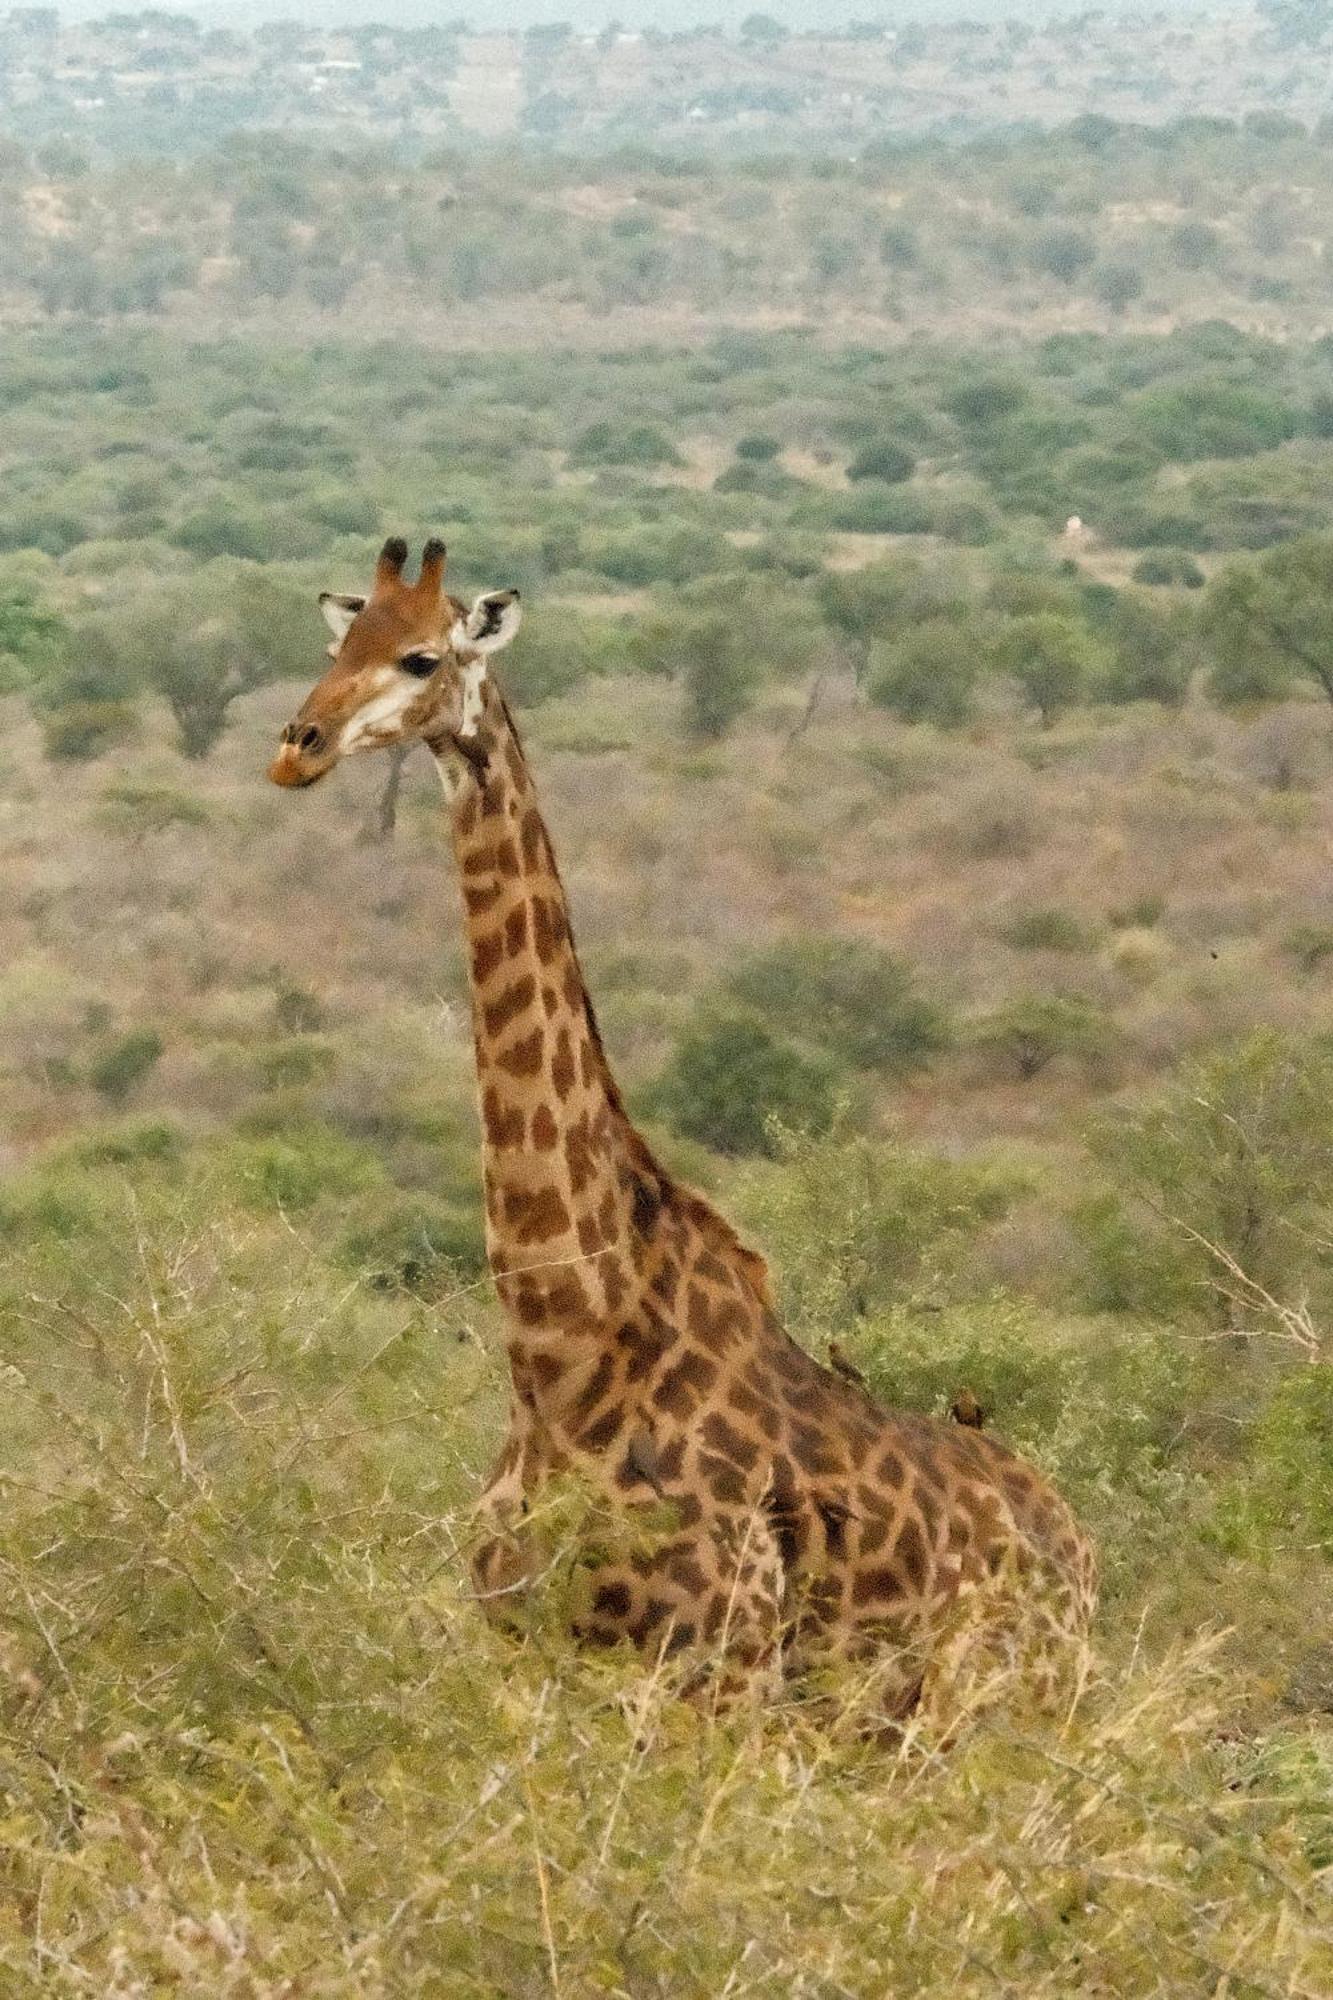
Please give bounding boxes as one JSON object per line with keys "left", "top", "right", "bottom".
{"left": 297, "top": 725, "right": 323, "bottom": 755}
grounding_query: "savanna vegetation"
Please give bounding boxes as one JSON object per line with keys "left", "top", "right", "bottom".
{"left": 2, "top": 45, "right": 1333, "bottom": 1996}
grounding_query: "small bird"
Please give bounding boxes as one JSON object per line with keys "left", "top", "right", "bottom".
{"left": 949, "top": 1389, "right": 987, "bottom": 1429}
{"left": 827, "top": 1340, "right": 868, "bottom": 1387}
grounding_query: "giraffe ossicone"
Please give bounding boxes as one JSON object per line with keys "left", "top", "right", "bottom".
{"left": 270, "top": 537, "right": 1096, "bottom": 1721}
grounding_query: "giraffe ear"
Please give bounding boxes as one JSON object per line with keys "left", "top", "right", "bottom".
{"left": 453, "top": 589, "right": 522, "bottom": 655}
{"left": 319, "top": 593, "right": 366, "bottom": 642}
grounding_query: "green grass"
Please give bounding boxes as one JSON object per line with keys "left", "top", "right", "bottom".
{"left": 1, "top": 1170, "right": 1330, "bottom": 1993}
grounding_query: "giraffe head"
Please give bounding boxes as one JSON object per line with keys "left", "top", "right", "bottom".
{"left": 268, "top": 535, "right": 521, "bottom": 789}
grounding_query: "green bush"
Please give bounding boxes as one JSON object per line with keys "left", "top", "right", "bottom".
{"left": 972, "top": 996, "right": 1112, "bottom": 1081}
{"left": 992, "top": 612, "right": 1108, "bottom": 726}
{"left": 650, "top": 1009, "right": 845, "bottom": 1157}
{"left": 737, "top": 1122, "right": 1015, "bottom": 1331}
{"left": 224, "top": 1125, "right": 385, "bottom": 1213}
{"left": 727, "top": 937, "right": 948, "bottom": 1075}
{"left": 1000, "top": 907, "right": 1092, "bottom": 952}
{"left": 868, "top": 618, "right": 980, "bottom": 727}
{"left": 847, "top": 437, "right": 916, "bottom": 484}
{"left": 340, "top": 1191, "right": 486, "bottom": 1295}
{"left": 1089, "top": 1030, "right": 1333, "bottom": 1311}
{"left": 1131, "top": 550, "right": 1206, "bottom": 588}
{"left": 87, "top": 1029, "right": 163, "bottom": 1105}
{"left": 570, "top": 422, "right": 681, "bottom": 468}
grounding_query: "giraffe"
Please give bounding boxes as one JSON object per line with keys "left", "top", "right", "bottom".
{"left": 270, "top": 537, "right": 1096, "bottom": 1715}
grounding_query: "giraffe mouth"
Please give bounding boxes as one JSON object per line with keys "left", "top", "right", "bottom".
{"left": 268, "top": 746, "right": 335, "bottom": 789}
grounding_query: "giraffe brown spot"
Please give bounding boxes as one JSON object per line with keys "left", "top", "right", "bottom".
{"left": 545, "top": 1277, "right": 589, "bottom": 1319}
{"left": 582, "top": 1407, "right": 624, "bottom": 1453}
{"left": 464, "top": 882, "right": 503, "bottom": 916}
{"left": 565, "top": 1114, "right": 595, "bottom": 1195}
{"left": 675, "top": 1493, "right": 703, "bottom": 1529}
{"left": 860, "top": 1515, "right": 889, "bottom": 1557}
{"left": 494, "top": 837, "right": 520, "bottom": 876}
{"left": 482, "top": 1087, "right": 525, "bottom": 1150}
{"left": 597, "top": 1190, "right": 618, "bottom": 1241}
{"left": 629, "top": 1597, "right": 673, "bottom": 1646}
{"left": 577, "top": 1214, "right": 602, "bottom": 1257}
{"left": 656, "top": 1436, "right": 685, "bottom": 1481}
{"left": 520, "top": 808, "right": 543, "bottom": 870}
{"left": 852, "top": 1564, "right": 905, "bottom": 1608}
{"left": 650, "top": 1258, "right": 679, "bottom": 1308}
{"left": 456, "top": 795, "right": 479, "bottom": 839}
{"left": 526, "top": 1349, "right": 565, "bottom": 1391}
{"left": 667, "top": 1550, "right": 706, "bottom": 1594}
{"left": 533, "top": 896, "right": 568, "bottom": 966}
{"left": 698, "top": 1456, "right": 746, "bottom": 1506}
{"left": 542, "top": 984, "right": 558, "bottom": 1017}
{"left": 790, "top": 1423, "right": 838, "bottom": 1478}
{"left": 664, "top": 1621, "right": 696, "bottom": 1655}
{"left": 531, "top": 1103, "right": 558, "bottom": 1151}
{"left": 551, "top": 1028, "right": 576, "bottom": 1099}
{"left": 702, "top": 1591, "right": 728, "bottom": 1641}
{"left": 512, "top": 1281, "right": 545, "bottom": 1326}
{"left": 592, "top": 1580, "right": 632, "bottom": 1620}
{"left": 600, "top": 1254, "right": 628, "bottom": 1315}
{"left": 630, "top": 1173, "right": 661, "bottom": 1239}
{"left": 471, "top": 930, "right": 505, "bottom": 985}
{"left": 701, "top": 1411, "right": 760, "bottom": 1473}
{"left": 895, "top": 1518, "right": 928, "bottom": 1592}
{"left": 498, "top": 1027, "right": 544, "bottom": 1078}
{"left": 618, "top": 1320, "right": 672, "bottom": 1384}
{"left": 574, "top": 1352, "right": 615, "bottom": 1416}
{"left": 877, "top": 1448, "right": 905, "bottom": 1488}
{"left": 562, "top": 964, "right": 582, "bottom": 1010}
{"left": 695, "top": 1251, "right": 729, "bottom": 1286}
{"left": 504, "top": 904, "right": 529, "bottom": 957}
{"left": 580, "top": 1037, "right": 598, "bottom": 1088}
{"left": 484, "top": 975, "right": 536, "bottom": 1040}
{"left": 503, "top": 1185, "right": 571, "bottom": 1245}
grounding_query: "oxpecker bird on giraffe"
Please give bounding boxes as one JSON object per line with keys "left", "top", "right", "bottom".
{"left": 269, "top": 535, "right": 1096, "bottom": 1727}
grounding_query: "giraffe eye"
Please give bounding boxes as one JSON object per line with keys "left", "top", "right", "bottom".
{"left": 399, "top": 651, "right": 441, "bottom": 678}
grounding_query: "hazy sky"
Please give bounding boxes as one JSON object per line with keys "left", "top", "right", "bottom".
{"left": 65, "top": 2, "right": 1217, "bottom": 29}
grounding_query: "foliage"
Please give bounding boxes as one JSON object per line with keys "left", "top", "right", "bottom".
{"left": 738, "top": 1120, "right": 1014, "bottom": 1330}
{"left": 649, "top": 1008, "right": 844, "bottom": 1155}
{"left": 972, "top": 995, "right": 1112, "bottom": 1080}
{"left": 846, "top": 437, "right": 916, "bottom": 484}
{"left": 87, "top": 1028, "right": 164, "bottom": 1104}
{"left": 993, "top": 613, "right": 1108, "bottom": 725}
{"left": 1201, "top": 535, "right": 1333, "bottom": 704}
{"left": 868, "top": 617, "right": 981, "bottom": 727}
{"left": 726, "top": 936, "right": 949, "bottom": 1075}
{"left": 1089, "top": 1029, "right": 1333, "bottom": 1310}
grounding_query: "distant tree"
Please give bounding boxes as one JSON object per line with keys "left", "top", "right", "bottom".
{"left": 0, "top": 586, "right": 65, "bottom": 693}
{"left": 868, "top": 618, "right": 980, "bottom": 727}
{"left": 740, "top": 12, "right": 788, "bottom": 44}
{"left": 1091, "top": 1029, "right": 1333, "bottom": 1309}
{"left": 1170, "top": 221, "right": 1222, "bottom": 270}
{"left": 1094, "top": 260, "right": 1145, "bottom": 315}
{"left": 994, "top": 613, "right": 1104, "bottom": 726}
{"left": 817, "top": 558, "right": 957, "bottom": 685}
{"left": 1258, "top": 0, "right": 1332, "bottom": 49}
{"left": 846, "top": 438, "right": 916, "bottom": 484}
{"left": 728, "top": 936, "right": 948, "bottom": 1075}
{"left": 1031, "top": 227, "right": 1096, "bottom": 283}
{"left": 652, "top": 1010, "right": 841, "bottom": 1157}
{"left": 1202, "top": 538, "right": 1333, "bottom": 704}
{"left": 973, "top": 995, "right": 1109, "bottom": 1081}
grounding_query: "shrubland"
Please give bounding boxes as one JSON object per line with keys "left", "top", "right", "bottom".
{"left": 3, "top": 139, "right": 1333, "bottom": 1992}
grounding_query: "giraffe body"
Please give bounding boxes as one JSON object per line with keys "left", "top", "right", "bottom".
{"left": 270, "top": 538, "right": 1096, "bottom": 1714}
{"left": 447, "top": 692, "right": 1093, "bottom": 1705}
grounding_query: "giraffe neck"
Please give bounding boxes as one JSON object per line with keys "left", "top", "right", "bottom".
{"left": 433, "top": 703, "right": 665, "bottom": 1379}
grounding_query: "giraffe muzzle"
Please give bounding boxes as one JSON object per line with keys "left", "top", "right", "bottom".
{"left": 270, "top": 720, "right": 338, "bottom": 788}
